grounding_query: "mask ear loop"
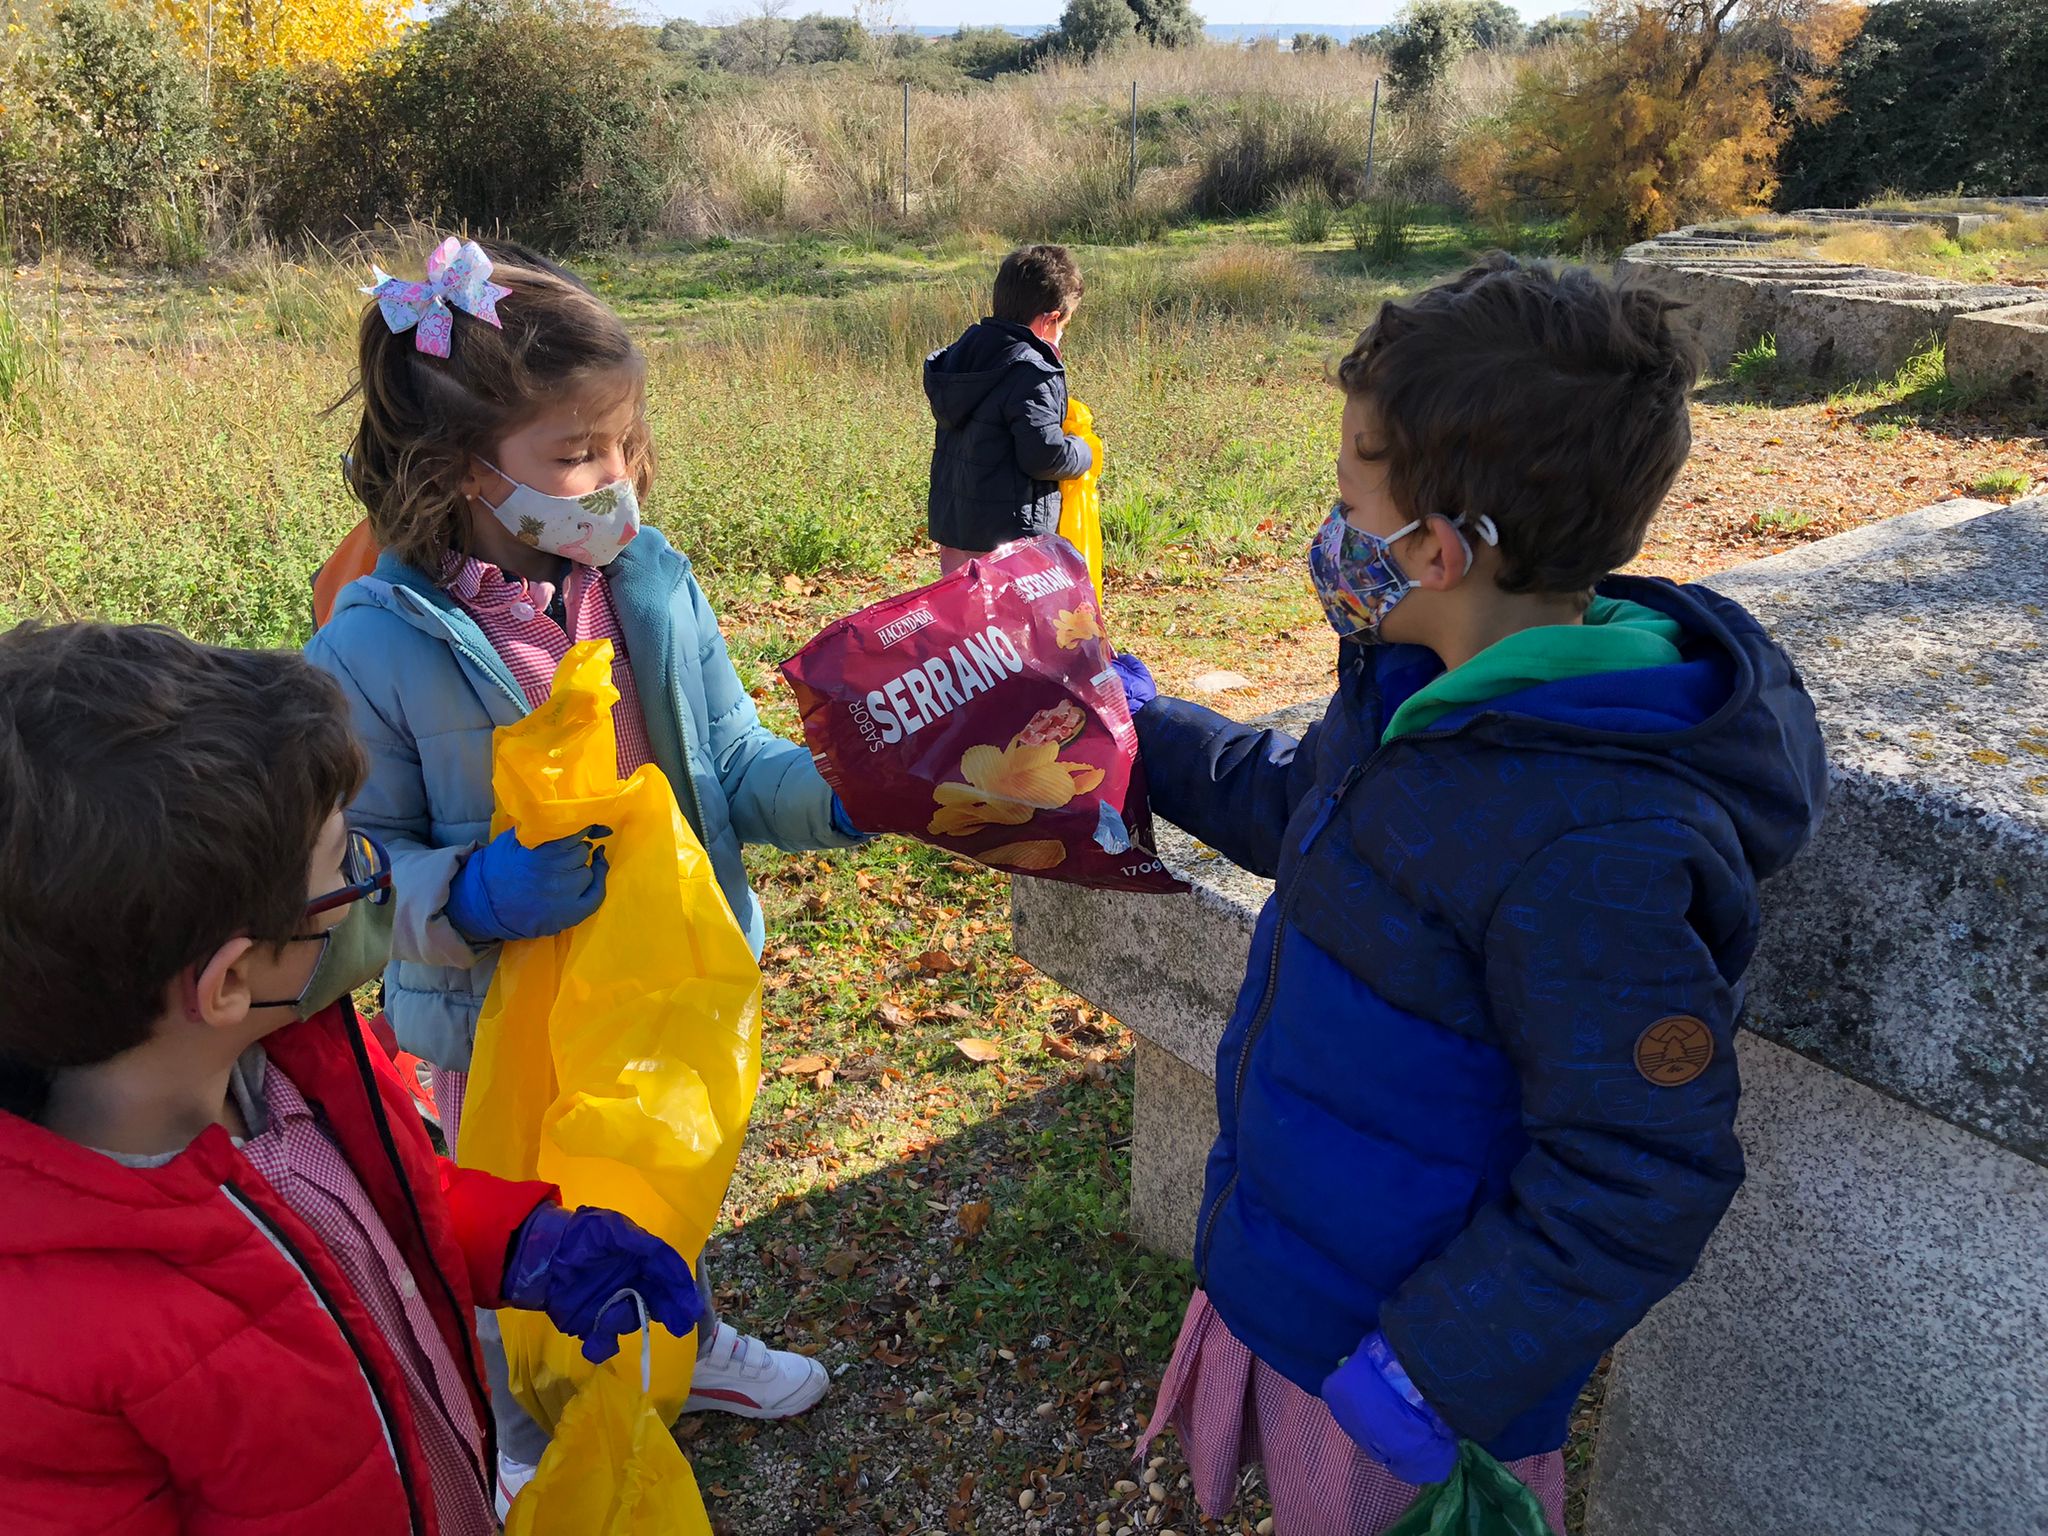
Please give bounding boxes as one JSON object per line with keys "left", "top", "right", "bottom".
{"left": 598, "top": 1287, "right": 655, "bottom": 1395}
{"left": 1448, "top": 514, "right": 1500, "bottom": 581}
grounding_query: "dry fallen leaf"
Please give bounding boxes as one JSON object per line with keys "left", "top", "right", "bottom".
{"left": 781, "top": 573, "right": 805, "bottom": 595}
{"left": 822, "top": 1250, "right": 861, "bottom": 1279}
{"left": 1042, "top": 1032, "right": 1082, "bottom": 1060}
{"left": 957, "top": 1200, "right": 992, "bottom": 1238}
{"left": 920, "top": 949, "right": 958, "bottom": 973}
{"left": 877, "top": 1001, "right": 914, "bottom": 1031}
{"left": 779, "top": 1053, "right": 832, "bottom": 1076}
{"left": 953, "top": 1037, "right": 1002, "bottom": 1064}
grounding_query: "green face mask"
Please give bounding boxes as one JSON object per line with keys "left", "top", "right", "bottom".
{"left": 256, "top": 897, "right": 394, "bottom": 1020}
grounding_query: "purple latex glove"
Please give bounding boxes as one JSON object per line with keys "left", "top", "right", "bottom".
{"left": 503, "top": 1204, "right": 700, "bottom": 1364}
{"left": 1322, "top": 1331, "right": 1459, "bottom": 1485}
{"left": 1110, "top": 651, "right": 1157, "bottom": 714}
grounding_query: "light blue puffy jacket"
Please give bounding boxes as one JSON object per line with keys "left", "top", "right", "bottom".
{"left": 305, "top": 526, "right": 855, "bottom": 1071}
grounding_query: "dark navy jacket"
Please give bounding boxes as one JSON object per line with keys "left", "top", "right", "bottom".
{"left": 1135, "top": 577, "right": 1827, "bottom": 1460}
{"left": 924, "top": 318, "right": 1092, "bottom": 551}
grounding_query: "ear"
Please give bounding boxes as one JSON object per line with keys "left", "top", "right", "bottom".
{"left": 1402, "top": 516, "right": 1477, "bottom": 593}
{"left": 189, "top": 937, "right": 258, "bottom": 1034}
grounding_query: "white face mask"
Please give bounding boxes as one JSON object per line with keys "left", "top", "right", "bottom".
{"left": 478, "top": 460, "right": 641, "bottom": 568}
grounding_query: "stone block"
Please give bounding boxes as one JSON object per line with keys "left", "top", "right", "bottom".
{"left": 1705, "top": 497, "right": 2048, "bottom": 1161}
{"left": 1130, "top": 1039, "right": 1219, "bottom": 1258}
{"left": 1946, "top": 298, "right": 2048, "bottom": 392}
{"left": 1585, "top": 1034, "right": 2048, "bottom": 1536}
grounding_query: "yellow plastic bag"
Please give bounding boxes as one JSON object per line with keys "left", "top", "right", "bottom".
{"left": 460, "top": 640, "right": 761, "bottom": 1464}
{"left": 503, "top": 1295, "right": 709, "bottom": 1536}
{"left": 1058, "top": 396, "right": 1105, "bottom": 602}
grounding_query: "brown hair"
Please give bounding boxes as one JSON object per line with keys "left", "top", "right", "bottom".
{"left": 992, "top": 244, "right": 1085, "bottom": 325}
{"left": 341, "top": 242, "right": 653, "bottom": 572}
{"left": 0, "top": 623, "right": 365, "bottom": 1112}
{"left": 1336, "top": 253, "right": 1701, "bottom": 601}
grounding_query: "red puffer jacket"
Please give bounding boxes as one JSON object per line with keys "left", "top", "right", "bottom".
{"left": 0, "top": 1001, "right": 555, "bottom": 1536}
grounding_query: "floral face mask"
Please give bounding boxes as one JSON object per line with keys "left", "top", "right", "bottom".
{"left": 479, "top": 461, "right": 641, "bottom": 568}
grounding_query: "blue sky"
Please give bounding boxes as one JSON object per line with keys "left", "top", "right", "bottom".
{"left": 645, "top": 2, "right": 1577, "bottom": 32}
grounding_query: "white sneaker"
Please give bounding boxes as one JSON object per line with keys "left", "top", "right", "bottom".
{"left": 494, "top": 1452, "right": 538, "bottom": 1521}
{"left": 681, "top": 1321, "right": 830, "bottom": 1420}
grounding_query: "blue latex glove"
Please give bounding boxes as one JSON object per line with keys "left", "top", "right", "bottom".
{"left": 444, "top": 825, "right": 609, "bottom": 944}
{"left": 829, "top": 793, "right": 868, "bottom": 841}
{"left": 502, "top": 1204, "right": 700, "bottom": 1364}
{"left": 1322, "top": 1332, "right": 1459, "bottom": 1485}
{"left": 1110, "top": 651, "right": 1157, "bottom": 714}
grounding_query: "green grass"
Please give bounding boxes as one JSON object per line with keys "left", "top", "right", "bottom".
{"left": 1752, "top": 506, "right": 1817, "bottom": 536}
{"left": 1970, "top": 467, "right": 2032, "bottom": 499}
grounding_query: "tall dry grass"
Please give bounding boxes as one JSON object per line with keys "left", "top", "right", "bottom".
{"left": 653, "top": 44, "right": 1521, "bottom": 240}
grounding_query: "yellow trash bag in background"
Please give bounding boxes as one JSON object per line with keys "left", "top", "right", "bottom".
{"left": 1058, "top": 397, "right": 1105, "bottom": 602}
{"left": 503, "top": 1294, "right": 707, "bottom": 1536}
{"left": 460, "top": 640, "right": 761, "bottom": 1477}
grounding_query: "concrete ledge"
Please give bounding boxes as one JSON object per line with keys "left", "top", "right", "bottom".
{"left": 1947, "top": 299, "right": 2048, "bottom": 392}
{"left": 1586, "top": 1034, "right": 2048, "bottom": 1536}
{"left": 1707, "top": 497, "right": 2048, "bottom": 1161}
{"left": 1616, "top": 232, "right": 2047, "bottom": 380}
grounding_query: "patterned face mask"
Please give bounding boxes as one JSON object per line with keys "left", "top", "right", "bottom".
{"left": 1306, "top": 502, "right": 1498, "bottom": 642}
{"left": 479, "top": 461, "right": 642, "bottom": 568}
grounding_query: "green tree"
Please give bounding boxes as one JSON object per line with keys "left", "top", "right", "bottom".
{"left": 1128, "top": 0, "right": 1204, "bottom": 47}
{"left": 1462, "top": 0, "right": 1527, "bottom": 47}
{"left": 1778, "top": 0, "right": 2047, "bottom": 204}
{"left": 1526, "top": 13, "right": 1593, "bottom": 46}
{"left": 1292, "top": 30, "right": 1336, "bottom": 52}
{"left": 1384, "top": 0, "right": 1473, "bottom": 101}
{"left": 1056, "top": 0, "right": 1139, "bottom": 57}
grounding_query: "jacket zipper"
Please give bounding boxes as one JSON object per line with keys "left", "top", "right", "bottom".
{"left": 1192, "top": 707, "right": 1511, "bottom": 1284}
{"left": 220, "top": 1181, "right": 427, "bottom": 1536}
{"left": 341, "top": 1002, "right": 500, "bottom": 1514}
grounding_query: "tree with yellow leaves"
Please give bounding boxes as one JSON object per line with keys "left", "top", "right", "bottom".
{"left": 1452, "top": 0, "right": 1864, "bottom": 248}
{"left": 154, "top": 0, "right": 407, "bottom": 79}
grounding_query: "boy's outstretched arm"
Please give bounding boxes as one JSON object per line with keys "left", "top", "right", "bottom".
{"left": 1372, "top": 818, "right": 1750, "bottom": 1447}
{"left": 1006, "top": 373, "right": 1092, "bottom": 485}
{"left": 1130, "top": 691, "right": 1325, "bottom": 879}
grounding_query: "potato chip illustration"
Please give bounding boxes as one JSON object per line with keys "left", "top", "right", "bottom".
{"left": 1053, "top": 606, "right": 1102, "bottom": 650}
{"left": 979, "top": 839, "right": 1067, "bottom": 871}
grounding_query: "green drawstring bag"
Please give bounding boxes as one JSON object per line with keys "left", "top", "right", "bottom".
{"left": 1381, "top": 1441, "right": 1557, "bottom": 1536}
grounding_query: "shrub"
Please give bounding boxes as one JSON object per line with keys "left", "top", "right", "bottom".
{"left": 1191, "top": 95, "right": 1369, "bottom": 214}
{"left": 16, "top": 0, "right": 206, "bottom": 257}
{"left": 382, "top": 0, "right": 663, "bottom": 247}
{"left": 1452, "top": 0, "right": 1860, "bottom": 249}
{"left": 1281, "top": 181, "right": 1335, "bottom": 241}
{"left": 1348, "top": 194, "right": 1414, "bottom": 263}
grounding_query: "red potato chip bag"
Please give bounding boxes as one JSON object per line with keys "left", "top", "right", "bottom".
{"left": 781, "top": 537, "right": 1185, "bottom": 894}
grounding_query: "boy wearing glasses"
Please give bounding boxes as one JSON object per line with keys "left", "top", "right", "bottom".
{"left": 0, "top": 622, "right": 698, "bottom": 1536}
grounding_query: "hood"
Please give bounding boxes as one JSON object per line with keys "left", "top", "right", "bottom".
{"left": 923, "top": 318, "right": 1061, "bottom": 429}
{"left": 1355, "top": 576, "right": 1829, "bottom": 881}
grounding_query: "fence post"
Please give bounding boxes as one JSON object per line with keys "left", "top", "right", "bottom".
{"left": 1364, "top": 76, "right": 1381, "bottom": 194}
{"left": 902, "top": 81, "right": 910, "bottom": 217}
{"left": 1129, "top": 81, "right": 1139, "bottom": 197}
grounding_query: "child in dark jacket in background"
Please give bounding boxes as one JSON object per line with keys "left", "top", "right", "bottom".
{"left": 924, "top": 243, "right": 1093, "bottom": 571}
{"left": 1110, "top": 256, "right": 1828, "bottom": 1533}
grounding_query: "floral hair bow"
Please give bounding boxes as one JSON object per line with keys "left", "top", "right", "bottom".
{"left": 363, "top": 237, "right": 511, "bottom": 359}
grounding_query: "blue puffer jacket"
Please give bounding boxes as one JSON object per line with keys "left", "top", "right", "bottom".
{"left": 924, "top": 318, "right": 1092, "bottom": 552}
{"left": 1136, "top": 576, "right": 1827, "bottom": 1461}
{"left": 305, "top": 527, "right": 858, "bottom": 1072}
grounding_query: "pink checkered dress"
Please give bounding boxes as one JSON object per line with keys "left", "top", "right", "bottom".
{"left": 1142, "top": 1291, "right": 1566, "bottom": 1536}
{"left": 442, "top": 554, "right": 656, "bottom": 778}
{"left": 240, "top": 1057, "right": 498, "bottom": 1536}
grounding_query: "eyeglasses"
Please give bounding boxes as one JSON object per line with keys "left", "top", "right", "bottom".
{"left": 304, "top": 830, "right": 393, "bottom": 921}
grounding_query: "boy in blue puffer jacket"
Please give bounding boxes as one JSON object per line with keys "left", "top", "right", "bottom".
{"left": 1114, "top": 254, "right": 1828, "bottom": 1533}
